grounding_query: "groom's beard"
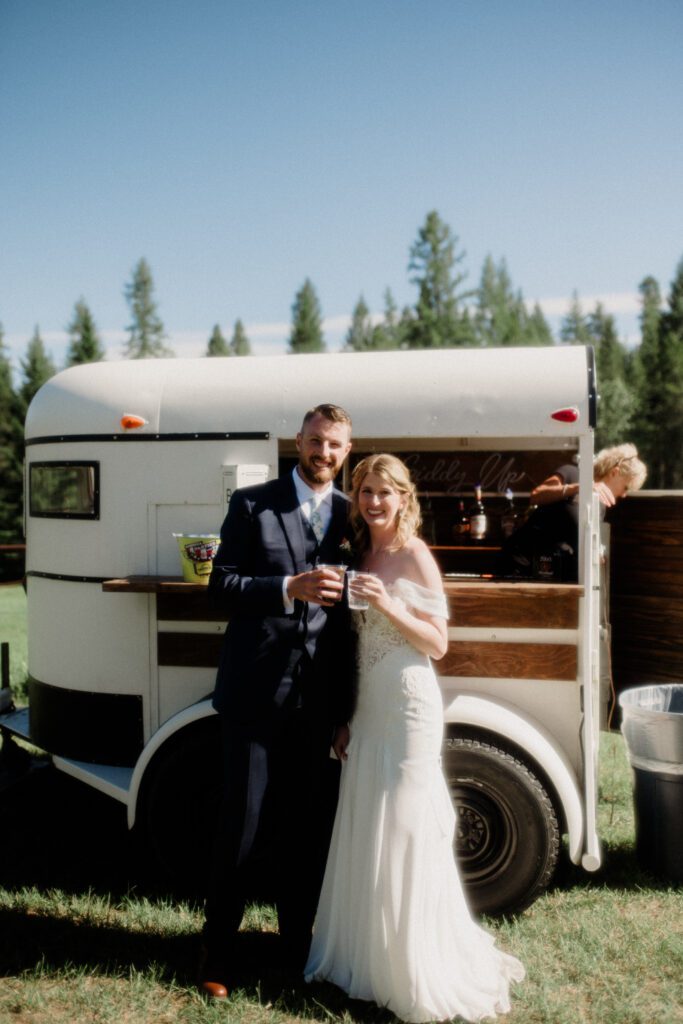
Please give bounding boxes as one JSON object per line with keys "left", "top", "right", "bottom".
{"left": 298, "top": 456, "right": 339, "bottom": 487}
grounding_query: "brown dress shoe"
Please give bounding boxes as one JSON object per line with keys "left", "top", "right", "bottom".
{"left": 197, "top": 944, "right": 229, "bottom": 999}
{"left": 198, "top": 979, "right": 228, "bottom": 1000}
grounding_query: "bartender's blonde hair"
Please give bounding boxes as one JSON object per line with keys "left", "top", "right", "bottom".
{"left": 594, "top": 443, "right": 647, "bottom": 491}
{"left": 350, "top": 454, "right": 422, "bottom": 554}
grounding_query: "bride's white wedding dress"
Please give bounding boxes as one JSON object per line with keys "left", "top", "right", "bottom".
{"left": 305, "top": 578, "right": 524, "bottom": 1023}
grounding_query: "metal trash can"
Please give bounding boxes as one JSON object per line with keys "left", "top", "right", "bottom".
{"left": 619, "top": 684, "right": 683, "bottom": 882}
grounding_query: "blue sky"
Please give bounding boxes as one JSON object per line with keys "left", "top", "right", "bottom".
{"left": 1, "top": 0, "right": 682, "bottom": 372}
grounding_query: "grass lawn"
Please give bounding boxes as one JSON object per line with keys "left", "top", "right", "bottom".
{"left": 1, "top": 588, "right": 681, "bottom": 1022}
{"left": 0, "top": 582, "right": 28, "bottom": 701}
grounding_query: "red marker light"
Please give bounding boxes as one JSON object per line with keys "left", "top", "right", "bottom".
{"left": 121, "top": 414, "right": 147, "bottom": 430}
{"left": 551, "top": 407, "right": 580, "bottom": 423}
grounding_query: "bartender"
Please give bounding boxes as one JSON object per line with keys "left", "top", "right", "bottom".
{"left": 502, "top": 443, "right": 647, "bottom": 581}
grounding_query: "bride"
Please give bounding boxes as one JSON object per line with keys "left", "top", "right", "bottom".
{"left": 305, "top": 454, "right": 524, "bottom": 1023}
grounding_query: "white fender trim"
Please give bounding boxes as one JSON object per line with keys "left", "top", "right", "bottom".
{"left": 126, "top": 699, "right": 217, "bottom": 829}
{"left": 443, "top": 691, "right": 589, "bottom": 867}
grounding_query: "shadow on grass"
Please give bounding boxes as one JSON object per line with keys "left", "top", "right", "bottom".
{"left": 0, "top": 756, "right": 677, "bottom": 1021}
{"left": 0, "top": 902, "right": 392, "bottom": 1021}
{"left": 545, "top": 835, "right": 675, "bottom": 900}
{"left": 0, "top": 761, "right": 159, "bottom": 900}
{"left": 0, "top": 764, "right": 393, "bottom": 1020}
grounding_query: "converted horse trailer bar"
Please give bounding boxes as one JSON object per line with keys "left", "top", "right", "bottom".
{"left": 2, "top": 346, "right": 602, "bottom": 915}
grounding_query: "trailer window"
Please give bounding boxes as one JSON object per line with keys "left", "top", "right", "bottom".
{"left": 29, "top": 462, "right": 99, "bottom": 519}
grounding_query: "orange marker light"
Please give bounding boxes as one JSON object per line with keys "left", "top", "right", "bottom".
{"left": 550, "top": 407, "right": 580, "bottom": 423}
{"left": 120, "top": 414, "right": 147, "bottom": 430}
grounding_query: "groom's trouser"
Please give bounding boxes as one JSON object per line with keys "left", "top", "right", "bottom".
{"left": 203, "top": 697, "right": 339, "bottom": 965}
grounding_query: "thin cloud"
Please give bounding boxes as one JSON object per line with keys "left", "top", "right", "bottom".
{"left": 529, "top": 292, "right": 642, "bottom": 318}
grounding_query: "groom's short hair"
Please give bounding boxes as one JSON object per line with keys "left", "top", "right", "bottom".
{"left": 301, "top": 403, "right": 352, "bottom": 432}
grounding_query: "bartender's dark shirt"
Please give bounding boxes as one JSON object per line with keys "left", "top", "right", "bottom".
{"left": 501, "top": 463, "right": 581, "bottom": 581}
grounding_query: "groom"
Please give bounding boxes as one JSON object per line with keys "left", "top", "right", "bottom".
{"left": 200, "top": 403, "right": 355, "bottom": 999}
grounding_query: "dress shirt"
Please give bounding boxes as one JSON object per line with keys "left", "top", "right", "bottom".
{"left": 282, "top": 467, "right": 334, "bottom": 611}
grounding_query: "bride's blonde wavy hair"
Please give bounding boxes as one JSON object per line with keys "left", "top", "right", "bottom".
{"left": 350, "top": 454, "right": 422, "bottom": 555}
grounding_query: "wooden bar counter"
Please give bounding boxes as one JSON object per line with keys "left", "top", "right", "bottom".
{"left": 104, "top": 575, "right": 584, "bottom": 683}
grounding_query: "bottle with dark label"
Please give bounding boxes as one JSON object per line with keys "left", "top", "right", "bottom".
{"left": 532, "top": 547, "right": 562, "bottom": 581}
{"left": 500, "top": 488, "right": 518, "bottom": 539}
{"left": 469, "top": 484, "right": 488, "bottom": 543}
{"left": 452, "top": 499, "right": 470, "bottom": 542}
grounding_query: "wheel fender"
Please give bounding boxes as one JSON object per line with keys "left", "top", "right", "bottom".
{"left": 443, "top": 692, "right": 585, "bottom": 865}
{"left": 126, "top": 700, "right": 217, "bottom": 829}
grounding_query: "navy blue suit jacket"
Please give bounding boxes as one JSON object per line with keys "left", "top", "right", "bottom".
{"left": 209, "top": 474, "right": 354, "bottom": 735}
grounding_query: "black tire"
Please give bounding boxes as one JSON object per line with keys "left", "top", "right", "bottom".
{"left": 139, "top": 717, "right": 223, "bottom": 894}
{"left": 443, "top": 737, "right": 560, "bottom": 916}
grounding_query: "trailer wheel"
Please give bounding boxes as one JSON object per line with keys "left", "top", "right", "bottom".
{"left": 443, "top": 737, "right": 560, "bottom": 916}
{"left": 140, "top": 717, "right": 222, "bottom": 894}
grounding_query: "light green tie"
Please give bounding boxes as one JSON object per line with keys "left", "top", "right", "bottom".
{"left": 309, "top": 500, "right": 325, "bottom": 543}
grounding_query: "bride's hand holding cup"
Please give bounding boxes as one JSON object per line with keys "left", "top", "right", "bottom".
{"left": 347, "top": 570, "right": 382, "bottom": 611}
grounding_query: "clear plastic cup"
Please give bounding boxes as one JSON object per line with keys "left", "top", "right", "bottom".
{"left": 347, "top": 570, "right": 376, "bottom": 610}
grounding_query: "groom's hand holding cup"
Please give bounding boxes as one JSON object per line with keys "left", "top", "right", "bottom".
{"left": 287, "top": 564, "right": 345, "bottom": 606}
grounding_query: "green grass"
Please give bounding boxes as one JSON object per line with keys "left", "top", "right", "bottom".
{"left": 1, "top": 593, "right": 682, "bottom": 1022}
{"left": 0, "top": 582, "right": 28, "bottom": 701}
{"left": 1, "top": 734, "right": 681, "bottom": 1023}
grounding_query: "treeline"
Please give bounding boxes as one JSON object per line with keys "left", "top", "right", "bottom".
{"left": 1, "top": 211, "right": 683, "bottom": 560}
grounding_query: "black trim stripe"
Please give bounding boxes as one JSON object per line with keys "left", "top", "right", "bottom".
{"left": 27, "top": 571, "right": 110, "bottom": 584}
{"left": 26, "top": 431, "right": 270, "bottom": 446}
{"left": 28, "top": 677, "right": 143, "bottom": 767}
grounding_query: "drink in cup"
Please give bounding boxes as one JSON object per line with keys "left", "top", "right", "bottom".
{"left": 317, "top": 563, "right": 346, "bottom": 601}
{"left": 347, "top": 570, "right": 376, "bottom": 610}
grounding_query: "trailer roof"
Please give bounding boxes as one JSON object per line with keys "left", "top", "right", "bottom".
{"left": 26, "top": 347, "right": 595, "bottom": 441}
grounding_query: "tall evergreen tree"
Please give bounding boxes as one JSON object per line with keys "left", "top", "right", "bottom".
{"left": 366, "top": 289, "right": 405, "bottom": 350}
{"left": 560, "top": 292, "right": 592, "bottom": 345}
{"left": 206, "top": 323, "right": 229, "bottom": 356}
{"left": 18, "top": 326, "right": 56, "bottom": 414}
{"left": 123, "top": 258, "right": 171, "bottom": 358}
{"left": 631, "top": 276, "right": 664, "bottom": 483}
{"left": 407, "top": 211, "right": 473, "bottom": 348}
{"left": 229, "top": 318, "right": 251, "bottom": 356}
{"left": 0, "top": 325, "right": 25, "bottom": 567}
{"left": 474, "top": 256, "right": 548, "bottom": 346}
{"left": 66, "top": 298, "right": 105, "bottom": 366}
{"left": 588, "top": 303, "right": 634, "bottom": 448}
{"left": 655, "top": 257, "right": 683, "bottom": 487}
{"left": 344, "top": 295, "right": 375, "bottom": 351}
{"left": 526, "top": 303, "right": 555, "bottom": 346}
{"left": 288, "top": 279, "right": 326, "bottom": 353}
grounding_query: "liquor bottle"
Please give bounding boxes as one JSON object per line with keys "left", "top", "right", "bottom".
{"left": 469, "top": 484, "right": 488, "bottom": 543}
{"left": 500, "top": 488, "right": 518, "bottom": 539}
{"left": 452, "top": 499, "right": 470, "bottom": 542}
{"left": 532, "top": 546, "right": 562, "bottom": 581}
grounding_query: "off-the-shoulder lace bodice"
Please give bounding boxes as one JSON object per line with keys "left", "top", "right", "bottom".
{"left": 355, "top": 577, "right": 448, "bottom": 673}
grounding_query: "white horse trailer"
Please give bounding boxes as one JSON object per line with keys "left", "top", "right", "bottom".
{"left": 2, "top": 346, "right": 603, "bottom": 914}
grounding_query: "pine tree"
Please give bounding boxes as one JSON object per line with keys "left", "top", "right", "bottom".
{"left": 0, "top": 325, "right": 25, "bottom": 574}
{"left": 407, "top": 211, "right": 472, "bottom": 348}
{"left": 66, "top": 298, "right": 105, "bottom": 365}
{"left": 588, "top": 303, "right": 634, "bottom": 448}
{"left": 560, "top": 292, "right": 592, "bottom": 345}
{"left": 631, "top": 276, "right": 664, "bottom": 483}
{"left": 206, "top": 324, "right": 230, "bottom": 356}
{"left": 123, "top": 258, "right": 171, "bottom": 358}
{"left": 229, "top": 319, "right": 251, "bottom": 356}
{"left": 370, "top": 289, "right": 405, "bottom": 349}
{"left": 655, "top": 257, "right": 683, "bottom": 487}
{"left": 344, "top": 295, "right": 375, "bottom": 351}
{"left": 288, "top": 279, "right": 326, "bottom": 353}
{"left": 18, "top": 326, "right": 56, "bottom": 414}
{"left": 475, "top": 256, "right": 546, "bottom": 346}
{"left": 526, "top": 303, "right": 555, "bottom": 346}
